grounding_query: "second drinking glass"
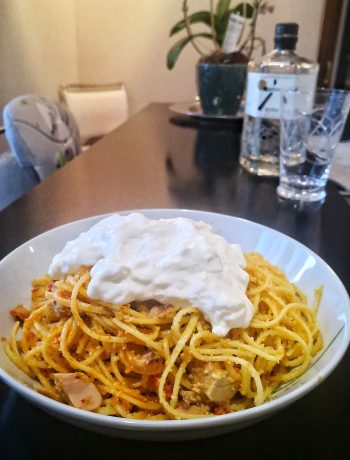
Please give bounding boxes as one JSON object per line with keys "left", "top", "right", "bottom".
{"left": 277, "top": 89, "right": 350, "bottom": 202}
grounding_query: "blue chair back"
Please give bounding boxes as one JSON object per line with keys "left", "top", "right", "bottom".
{"left": 3, "top": 94, "right": 80, "bottom": 181}
{"left": 0, "top": 94, "right": 81, "bottom": 210}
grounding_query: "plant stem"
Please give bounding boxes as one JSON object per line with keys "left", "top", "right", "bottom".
{"left": 253, "top": 36, "right": 266, "bottom": 55}
{"left": 238, "top": 0, "right": 262, "bottom": 58}
{"left": 183, "top": 0, "right": 206, "bottom": 56}
{"left": 209, "top": 0, "right": 220, "bottom": 50}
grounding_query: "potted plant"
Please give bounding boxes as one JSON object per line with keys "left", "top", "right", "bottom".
{"left": 167, "top": 0, "right": 274, "bottom": 116}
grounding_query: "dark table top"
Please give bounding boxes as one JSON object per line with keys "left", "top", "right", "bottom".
{"left": 0, "top": 103, "right": 349, "bottom": 459}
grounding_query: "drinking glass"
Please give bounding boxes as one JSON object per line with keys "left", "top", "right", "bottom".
{"left": 277, "top": 89, "right": 350, "bottom": 202}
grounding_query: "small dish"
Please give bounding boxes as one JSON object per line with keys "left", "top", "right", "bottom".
{"left": 169, "top": 101, "right": 244, "bottom": 121}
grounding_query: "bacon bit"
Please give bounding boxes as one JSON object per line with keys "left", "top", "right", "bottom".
{"left": 31, "top": 287, "right": 40, "bottom": 293}
{"left": 149, "top": 376, "right": 160, "bottom": 392}
{"left": 54, "top": 373, "right": 102, "bottom": 411}
{"left": 213, "top": 406, "right": 231, "bottom": 416}
{"left": 130, "top": 303, "right": 148, "bottom": 313}
{"left": 164, "top": 383, "right": 173, "bottom": 401}
{"left": 47, "top": 281, "right": 55, "bottom": 292}
{"left": 138, "top": 351, "right": 160, "bottom": 365}
{"left": 50, "top": 302, "right": 68, "bottom": 320}
{"left": 149, "top": 304, "right": 175, "bottom": 318}
{"left": 10, "top": 305, "right": 30, "bottom": 321}
{"left": 132, "top": 300, "right": 161, "bottom": 311}
{"left": 120, "top": 398, "right": 132, "bottom": 411}
{"left": 26, "top": 331, "right": 38, "bottom": 348}
{"left": 121, "top": 350, "right": 164, "bottom": 376}
{"left": 147, "top": 375, "right": 173, "bottom": 399}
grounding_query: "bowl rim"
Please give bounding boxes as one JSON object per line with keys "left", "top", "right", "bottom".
{"left": 0, "top": 208, "right": 349, "bottom": 431}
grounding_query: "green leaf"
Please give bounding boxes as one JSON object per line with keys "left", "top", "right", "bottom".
{"left": 215, "top": 12, "right": 230, "bottom": 44}
{"left": 170, "top": 11, "right": 212, "bottom": 36}
{"left": 232, "top": 2, "right": 254, "bottom": 18}
{"left": 167, "top": 33, "right": 213, "bottom": 70}
{"left": 216, "top": 0, "right": 231, "bottom": 20}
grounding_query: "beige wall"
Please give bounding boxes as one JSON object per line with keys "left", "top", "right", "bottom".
{"left": 74, "top": 0, "right": 325, "bottom": 115}
{"left": 0, "top": 0, "right": 325, "bottom": 122}
{"left": 255, "top": 0, "right": 325, "bottom": 61}
{"left": 73, "top": 0, "right": 205, "bottom": 115}
{"left": 0, "top": 0, "right": 78, "bottom": 110}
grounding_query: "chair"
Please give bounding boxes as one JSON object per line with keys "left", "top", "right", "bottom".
{"left": 60, "top": 83, "right": 128, "bottom": 146}
{"left": 0, "top": 148, "right": 38, "bottom": 211}
{"left": 0, "top": 94, "right": 80, "bottom": 210}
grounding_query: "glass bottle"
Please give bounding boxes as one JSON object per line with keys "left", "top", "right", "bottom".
{"left": 239, "top": 23, "right": 319, "bottom": 177}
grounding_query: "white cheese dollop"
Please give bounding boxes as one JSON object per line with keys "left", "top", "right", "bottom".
{"left": 48, "top": 213, "right": 253, "bottom": 335}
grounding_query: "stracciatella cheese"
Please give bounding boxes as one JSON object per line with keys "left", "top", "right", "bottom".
{"left": 48, "top": 213, "right": 253, "bottom": 335}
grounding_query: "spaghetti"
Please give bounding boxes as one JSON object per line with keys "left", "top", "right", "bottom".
{"left": 2, "top": 252, "right": 323, "bottom": 420}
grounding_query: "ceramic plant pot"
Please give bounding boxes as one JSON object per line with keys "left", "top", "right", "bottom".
{"left": 197, "top": 63, "right": 247, "bottom": 116}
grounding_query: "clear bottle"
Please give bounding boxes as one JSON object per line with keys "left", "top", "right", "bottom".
{"left": 239, "top": 23, "right": 319, "bottom": 177}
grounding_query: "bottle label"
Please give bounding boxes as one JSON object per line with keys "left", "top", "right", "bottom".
{"left": 245, "top": 73, "right": 317, "bottom": 118}
{"left": 221, "top": 13, "right": 245, "bottom": 54}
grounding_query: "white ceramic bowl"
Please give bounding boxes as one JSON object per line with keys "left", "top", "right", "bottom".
{"left": 0, "top": 209, "right": 349, "bottom": 441}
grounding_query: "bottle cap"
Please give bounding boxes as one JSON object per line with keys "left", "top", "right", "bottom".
{"left": 274, "top": 23, "right": 299, "bottom": 50}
